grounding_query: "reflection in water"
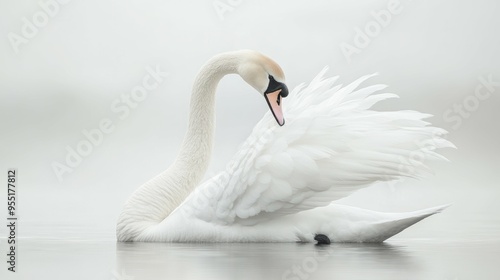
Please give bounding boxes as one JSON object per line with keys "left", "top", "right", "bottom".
{"left": 2, "top": 237, "right": 499, "bottom": 279}
{"left": 115, "top": 242, "right": 423, "bottom": 280}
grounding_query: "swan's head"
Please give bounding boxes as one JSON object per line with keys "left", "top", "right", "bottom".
{"left": 237, "top": 50, "right": 288, "bottom": 126}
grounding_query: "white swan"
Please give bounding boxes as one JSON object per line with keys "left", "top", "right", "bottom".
{"left": 117, "top": 50, "right": 454, "bottom": 243}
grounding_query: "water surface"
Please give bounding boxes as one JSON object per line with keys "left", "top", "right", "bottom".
{"left": 2, "top": 233, "right": 499, "bottom": 280}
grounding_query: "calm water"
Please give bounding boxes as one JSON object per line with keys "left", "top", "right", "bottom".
{"left": 2, "top": 232, "right": 499, "bottom": 280}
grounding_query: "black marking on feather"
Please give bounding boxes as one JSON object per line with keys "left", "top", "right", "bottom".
{"left": 314, "top": 234, "right": 331, "bottom": 245}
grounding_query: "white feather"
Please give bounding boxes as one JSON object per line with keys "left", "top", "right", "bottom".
{"left": 118, "top": 51, "right": 454, "bottom": 243}
{"left": 173, "top": 70, "right": 452, "bottom": 227}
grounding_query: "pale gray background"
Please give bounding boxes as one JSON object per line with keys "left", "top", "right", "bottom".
{"left": 0, "top": 1, "right": 499, "bottom": 278}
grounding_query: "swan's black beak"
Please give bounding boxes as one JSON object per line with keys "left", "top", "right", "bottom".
{"left": 264, "top": 75, "right": 288, "bottom": 126}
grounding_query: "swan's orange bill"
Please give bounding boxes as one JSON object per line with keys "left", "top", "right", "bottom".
{"left": 265, "top": 89, "right": 285, "bottom": 126}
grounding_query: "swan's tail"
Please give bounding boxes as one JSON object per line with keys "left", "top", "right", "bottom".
{"left": 295, "top": 204, "right": 450, "bottom": 243}
{"left": 360, "top": 204, "right": 450, "bottom": 242}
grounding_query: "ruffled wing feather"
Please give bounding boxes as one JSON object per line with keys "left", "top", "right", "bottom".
{"left": 184, "top": 68, "right": 455, "bottom": 225}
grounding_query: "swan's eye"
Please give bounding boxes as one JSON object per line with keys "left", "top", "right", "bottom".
{"left": 265, "top": 75, "right": 287, "bottom": 96}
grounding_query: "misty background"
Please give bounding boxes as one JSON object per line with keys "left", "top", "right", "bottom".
{"left": 0, "top": 0, "right": 499, "bottom": 243}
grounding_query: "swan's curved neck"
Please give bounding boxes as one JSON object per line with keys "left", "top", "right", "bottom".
{"left": 117, "top": 53, "right": 240, "bottom": 241}
{"left": 176, "top": 53, "right": 239, "bottom": 179}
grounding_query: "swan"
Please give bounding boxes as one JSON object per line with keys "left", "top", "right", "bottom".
{"left": 117, "top": 50, "right": 454, "bottom": 243}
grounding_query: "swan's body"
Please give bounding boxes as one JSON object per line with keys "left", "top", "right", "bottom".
{"left": 117, "top": 50, "right": 454, "bottom": 242}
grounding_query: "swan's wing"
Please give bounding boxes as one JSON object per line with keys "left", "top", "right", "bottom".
{"left": 185, "top": 68, "right": 455, "bottom": 225}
